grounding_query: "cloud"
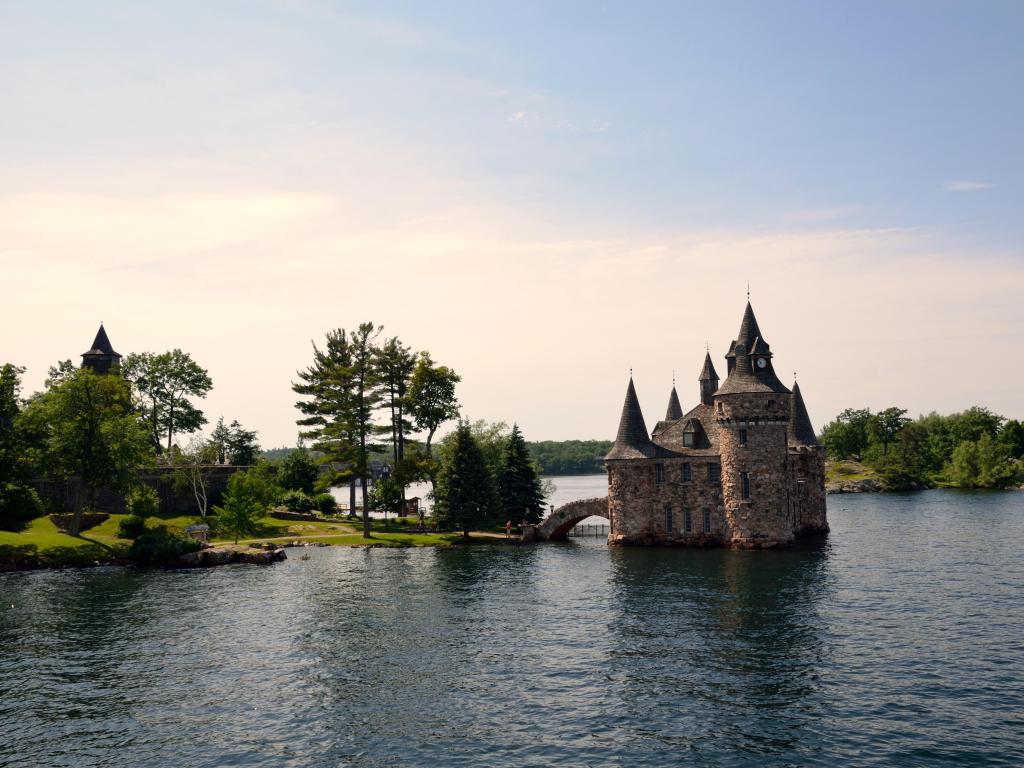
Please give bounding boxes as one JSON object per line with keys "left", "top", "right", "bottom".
{"left": 941, "top": 181, "right": 993, "bottom": 192}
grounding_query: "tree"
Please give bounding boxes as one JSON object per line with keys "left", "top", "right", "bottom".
{"left": 433, "top": 421, "right": 500, "bottom": 537}
{"left": 997, "top": 419, "right": 1024, "bottom": 460}
{"left": 946, "top": 434, "right": 1016, "bottom": 489}
{"left": 408, "top": 353, "right": 461, "bottom": 469}
{"left": 224, "top": 420, "right": 259, "bottom": 465}
{"left": 21, "top": 367, "right": 152, "bottom": 535}
{"left": 948, "top": 406, "right": 1004, "bottom": 446}
{"left": 122, "top": 349, "right": 213, "bottom": 453}
{"left": 348, "top": 323, "right": 384, "bottom": 538}
{"left": 214, "top": 482, "right": 262, "bottom": 544}
{"left": 375, "top": 336, "right": 417, "bottom": 496}
{"left": 868, "top": 407, "right": 911, "bottom": 456}
{"left": 820, "top": 408, "right": 873, "bottom": 459}
{"left": 367, "top": 476, "right": 404, "bottom": 520}
{"left": 279, "top": 447, "right": 319, "bottom": 494}
{"left": 498, "top": 424, "right": 547, "bottom": 524}
{"left": 294, "top": 329, "right": 359, "bottom": 516}
{"left": 173, "top": 435, "right": 219, "bottom": 518}
{"left": 0, "top": 364, "right": 43, "bottom": 531}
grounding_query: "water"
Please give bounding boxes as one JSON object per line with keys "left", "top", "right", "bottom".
{"left": 2, "top": 489, "right": 1022, "bottom": 767}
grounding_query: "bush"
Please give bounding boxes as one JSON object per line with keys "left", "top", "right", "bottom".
{"left": 0, "top": 483, "right": 43, "bottom": 532}
{"left": 117, "top": 515, "right": 148, "bottom": 539}
{"left": 125, "top": 485, "right": 160, "bottom": 518}
{"left": 312, "top": 492, "right": 336, "bottom": 515}
{"left": 128, "top": 526, "right": 201, "bottom": 566}
{"left": 282, "top": 490, "right": 315, "bottom": 514}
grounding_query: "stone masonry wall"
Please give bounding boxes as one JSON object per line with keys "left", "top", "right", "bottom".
{"left": 716, "top": 392, "right": 794, "bottom": 548}
{"left": 789, "top": 447, "right": 829, "bottom": 535}
{"left": 607, "top": 459, "right": 726, "bottom": 546}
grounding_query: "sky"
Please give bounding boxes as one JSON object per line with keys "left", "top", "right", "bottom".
{"left": 1, "top": 0, "right": 1022, "bottom": 448}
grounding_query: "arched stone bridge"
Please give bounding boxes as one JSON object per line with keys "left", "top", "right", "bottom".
{"left": 526, "top": 497, "right": 609, "bottom": 541}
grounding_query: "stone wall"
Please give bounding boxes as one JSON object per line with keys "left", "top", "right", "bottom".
{"left": 716, "top": 392, "right": 795, "bottom": 548}
{"left": 789, "top": 447, "right": 829, "bottom": 535}
{"left": 607, "top": 458, "right": 726, "bottom": 546}
{"left": 31, "top": 465, "right": 243, "bottom": 517}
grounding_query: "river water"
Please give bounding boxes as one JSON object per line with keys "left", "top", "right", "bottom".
{"left": 2, "top": 488, "right": 1022, "bottom": 767}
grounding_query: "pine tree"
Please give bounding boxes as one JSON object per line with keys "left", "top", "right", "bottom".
{"left": 498, "top": 423, "right": 546, "bottom": 525}
{"left": 433, "top": 422, "right": 500, "bottom": 537}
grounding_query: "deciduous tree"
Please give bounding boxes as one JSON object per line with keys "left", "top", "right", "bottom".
{"left": 123, "top": 350, "right": 213, "bottom": 453}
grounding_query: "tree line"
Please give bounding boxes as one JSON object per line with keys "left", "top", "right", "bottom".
{"left": 820, "top": 405, "right": 1024, "bottom": 490}
{"left": 526, "top": 440, "right": 613, "bottom": 475}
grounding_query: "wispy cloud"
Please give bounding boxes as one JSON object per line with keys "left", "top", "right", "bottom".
{"left": 941, "top": 180, "right": 993, "bottom": 192}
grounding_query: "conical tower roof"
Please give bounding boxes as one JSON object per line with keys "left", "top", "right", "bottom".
{"left": 606, "top": 377, "right": 658, "bottom": 459}
{"left": 698, "top": 351, "right": 719, "bottom": 382}
{"left": 725, "top": 301, "right": 769, "bottom": 358}
{"left": 788, "top": 381, "right": 819, "bottom": 446}
{"left": 83, "top": 323, "right": 118, "bottom": 356}
{"left": 665, "top": 386, "right": 683, "bottom": 421}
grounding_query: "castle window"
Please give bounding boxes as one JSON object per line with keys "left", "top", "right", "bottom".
{"left": 741, "top": 472, "right": 750, "bottom": 499}
{"left": 665, "top": 506, "right": 673, "bottom": 533}
{"left": 702, "top": 508, "right": 711, "bottom": 533}
{"left": 708, "top": 463, "right": 720, "bottom": 482}
{"left": 682, "top": 463, "right": 692, "bottom": 482}
{"left": 655, "top": 463, "right": 665, "bottom": 484}
{"left": 739, "top": 428, "right": 748, "bottom": 446}
{"left": 767, "top": 400, "right": 774, "bottom": 409}
{"left": 684, "top": 509, "right": 692, "bottom": 533}
{"left": 683, "top": 432, "right": 695, "bottom": 447}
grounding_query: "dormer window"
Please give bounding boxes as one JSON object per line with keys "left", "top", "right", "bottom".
{"left": 683, "top": 432, "right": 695, "bottom": 447}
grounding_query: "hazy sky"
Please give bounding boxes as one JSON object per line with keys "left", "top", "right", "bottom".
{"left": 2, "top": 1, "right": 1022, "bottom": 448}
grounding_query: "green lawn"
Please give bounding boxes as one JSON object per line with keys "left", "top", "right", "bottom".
{"left": 1, "top": 511, "right": 507, "bottom": 568}
{"left": 825, "top": 459, "right": 880, "bottom": 484}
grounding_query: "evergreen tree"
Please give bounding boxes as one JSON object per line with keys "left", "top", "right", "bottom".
{"left": 0, "top": 364, "right": 42, "bottom": 531}
{"left": 498, "top": 423, "right": 546, "bottom": 524}
{"left": 433, "top": 422, "right": 500, "bottom": 537}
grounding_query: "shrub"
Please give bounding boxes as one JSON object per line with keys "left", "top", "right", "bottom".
{"left": 125, "top": 485, "right": 160, "bottom": 518}
{"left": 128, "top": 526, "right": 201, "bottom": 566}
{"left": 282, "top": 490, "right": 315, "bottom": 514}
{"left": 312, "top": 492, "right": 336, "bottom": 515}
{"left": 117, "top": 515, "right": 148, "bottom": 539}
{"left": 0, "top": 483, "right": 43, "bottom": 532}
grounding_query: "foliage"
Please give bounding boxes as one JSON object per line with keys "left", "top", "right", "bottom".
{"left": 312, "top": 492, "right": 337, "bottom": 515}
{"left": 117, "top": 514, "right": 148, "bottom": 539}
{"left": 407, "top": 353, "right": 461, "bottom": 459}
{"left": 498, "top": 424, "right": 547, "bottom": 524}
{"left": 20, "top": 367, "right": 153, "bottom": 535}
{"left": 945, "top": 434, "right": 1017, "bottom": 489}
{"left": 821, "top": 403, "right": 1022, "bottom": 491}
{"left": 127, "top": 525, "right": 201, "bottom": 566}
{"left": 433, "top": 422, "right": 501, "bottom": 536}
{"left": 172, "top": 435, "right": 219, "bottom": 518}
{"left": 278, "top": 447, "right": 319, "bottom": 494}
{"left": 527, "top": 440, "right": 612, "bottom": 475}
{"left": 213, "top": 483, "right": 265, "bottom": 544}
{"left": 376, "top": 337, "right": 417, "bottom": 477}
{"left": 367, "top": 477, "right": 404, "bottom": 517}
{"left": 122, "top": 349, "right": 213, "bottom": 453}
{"left": 224, "top": 463, "right": 281, "bottom": 511}
{"left": 125, "top": 485, "right": 160, "bottom": 518}
{"left": 282, "top": 489, "right": 315, "bottom": 514}
{"left": 0, "top": 364, "right": 42, "bottom": 531}
{"left": 208, "top": 417, "right": 260, "bottom": 465}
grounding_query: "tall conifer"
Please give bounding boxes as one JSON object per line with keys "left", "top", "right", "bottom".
{"left": 433, "top": 422, "right": 500, "bottom": 537}
{"left": 498, "top": 423, "right": 546, "bottom": 525}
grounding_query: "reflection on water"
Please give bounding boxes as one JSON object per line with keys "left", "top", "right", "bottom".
{"left": 2, "top": 490, "right": 1022, "bottom": 767}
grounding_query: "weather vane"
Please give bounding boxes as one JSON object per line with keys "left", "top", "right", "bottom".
{"left": 746, "top": 281, "right": 750, "bottom": 301}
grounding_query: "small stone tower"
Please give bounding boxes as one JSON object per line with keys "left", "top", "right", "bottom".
{"left": 714, "top": 303, "right": 793, "bottom": 547}
{"left": 81, "top": 324, "right": 122, "bottom": 375}
{"left": 698, "top": 351, "right": 719, "bottom": 406}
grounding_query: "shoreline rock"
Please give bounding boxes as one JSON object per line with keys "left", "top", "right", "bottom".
{"left": 826, "top": 477, "right": 883, "bottom": 494}
{"left": 171, "top": 544, "right": 287, "bottom": 568}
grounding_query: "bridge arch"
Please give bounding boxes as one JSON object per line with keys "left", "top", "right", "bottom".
{"left": 534, "top": 497, "right": 609, "bottom": 541}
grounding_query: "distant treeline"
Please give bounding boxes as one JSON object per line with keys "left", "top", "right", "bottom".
{"left": 527, "top": 440, "right": 612, "bottom": 476}
{"left": 821, "top": 406, "right": 1023, "bottom": 490}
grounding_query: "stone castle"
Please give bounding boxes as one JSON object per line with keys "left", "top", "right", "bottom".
{"left": 604, "top": 301, "right": 827, "bottom": 548}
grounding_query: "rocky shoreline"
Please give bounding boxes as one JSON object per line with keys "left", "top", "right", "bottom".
{"left": 826, "top": 477, "right": 883, "bottom": 494}
{"left": 171, "top": 542, "right": 288, "bottom": 567}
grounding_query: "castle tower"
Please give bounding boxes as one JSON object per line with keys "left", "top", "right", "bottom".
{"left": 714, "top": 302, "right": 793, "bottom": 547}
{"left": 698, "top": 351, "right": 719, "bottom": 406}
{"left": 81, "top": 324, "right": 122, "bottom": 375}
{"left": 665, "top": 384, "right": 683, "bottom": 421}
{"left": 788, "top": 380, "right": 829, "bottom": 536}
{"left": 606, "top": 377, "right": 656, "bottom": 460}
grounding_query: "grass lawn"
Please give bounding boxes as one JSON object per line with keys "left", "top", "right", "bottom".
{"left": 1, "top": 510, "right": 513, "bottom": 568}
{"left": 825, "top": 459, "right": 880, "bottom": 485}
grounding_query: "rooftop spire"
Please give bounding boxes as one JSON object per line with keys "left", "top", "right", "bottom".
{"left": 698, "top": 351, "right": 719, "bottom": 382}
{"left": 788, "top": 380, "right": 819, "bottom": 446}
{"left": 87, "top": 323, "right": 117, "bottom": 356}
{"left": 665, "top": 385, "right": 683, "bottom": 421}
{"left": 606, "top": 377, "right": 657, "bottom": 459}
{"left": 81, "top": 323, "right": 122, "bottom": 375}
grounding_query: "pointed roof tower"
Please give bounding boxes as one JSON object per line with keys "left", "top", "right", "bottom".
{"left": 698, "top": 350, "right": 720, "bottom": 405}
{"left": 81, "top": 323, "right": 122, "bottom": 375}
{"left": 606, "top": 377, "right": 658, "bottom": 459}
{"left": 717, "top": 302, "right": 790, "bottom": 395}
{"left": 788, "top": 380, "right": 819, "bottom": 446}
{"left": 665, "top": 385, "right": 683, "bottom": 421}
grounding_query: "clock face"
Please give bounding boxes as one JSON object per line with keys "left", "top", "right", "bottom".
{"left": 756, "top": 358, "right": 767, "bottom": 369}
